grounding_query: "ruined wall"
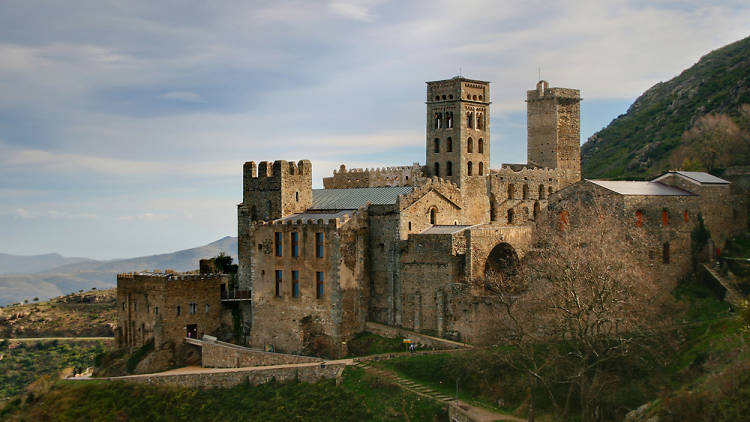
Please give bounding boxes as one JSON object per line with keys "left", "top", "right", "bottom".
{"left": 465, "top": 225, "right": 533, "bottom": 282}
{"left": 248, "top": 212, "right": 368, "bottom": 358}
{"left": 487, "top": 166, "right": 558, "bottom": 225}
{"left": 399, "top": 232, "right": 466, "bottom": 335}
{"left": 367, "top": 204, "right": 402, "bottom": 325}
{"left": 323, "top": 163, "right": 423, "bottom": 188}
{"left": 116, "top": 273, "right": 226, "bottom": 352}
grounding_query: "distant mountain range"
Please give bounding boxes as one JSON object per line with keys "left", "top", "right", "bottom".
{"left": 0, "top": 236, "right": 237, "bottom": 306}
{"left": 582, "top": 35, "right": 750, "bottom": 179}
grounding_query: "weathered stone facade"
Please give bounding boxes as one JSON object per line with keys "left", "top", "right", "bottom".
{"left": 116, "top": 273, "right": 228, "bottom": 352}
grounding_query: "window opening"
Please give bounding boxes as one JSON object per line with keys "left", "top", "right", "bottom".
{"left": 479, "top": 162, "right": 484, "bottom": 175}
{"left": 522, "top": 184, "right": 529, "bottom": 200}
{"left": 467, "top": 112, "right": 474, "bottom": 129}
{"left": 430, "top": 208, "right": 437, "bottom": 225}
{"left": 467, "top": 137, "right": 473, "bottom": 153}
{"left": 508, "top": 184, "right": 514, "bottom": 200}
{"left": 662, "top": 209, "right": 669, "bottom": 226}
{"left": 315, "top": 232, "right": 324, "bottom": 258}
{"left": 176, "top": 305, "right": 181, "bottom": 316}
{"left": 467, "top": 161, "right": 473, "bottom": 176}
{"left": 446, "top": 161, "right": 452, "bottom": 176}
{"left": 291, "top": 232, "right": 299, "bottom": 257}
{"left": 507, "top": 209, "right": 514, "bottom": 224}
{"left": 434, "top": 162, "right": 440, "bottom": 177}
{"left": 274, "top": 232, "right": 283, "bottom": 256}
{"left": 275, "top": 270, "right": 283, "bottom": 297}
{"left": 316, "top": 272, "right": 325, "bottom": 299}
{"left": 538, "top": 184, "right": 545, "bottom": 199}
{"left": 662, "top": 242, "right": 670, "bottom": 264}
{"left": 292, "top": 271, "right": 300, "bottom": 298}
{"left": 478, "top": 139, "right": 484, "bottom": 153}
{"left": 189, "top": 303, "right": 197, "bottom": 315}
{"left": 446, "top": 137, "right": 452, "bottom": 152}
{"left": 434, "top": 138, "right": 440, "bottom": 153}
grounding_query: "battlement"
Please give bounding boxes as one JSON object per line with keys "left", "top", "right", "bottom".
{"left": 244, "top": 160, "right": 312, "bottom": 179}
{"left": 490, "top": 165, "right": 558, "bottom": 179}
{"left": 397, "top": 176, "right": 462, "bottom": 210}
{"left": 117, "top": 272, "right": 226, "bottom": 281}
{"left": 323, "top": 163, "right": 422, "bottom": 189}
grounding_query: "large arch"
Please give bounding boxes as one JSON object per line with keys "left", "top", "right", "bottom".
{"left": 484, "top": 242, "right": 520, "bottom": 278}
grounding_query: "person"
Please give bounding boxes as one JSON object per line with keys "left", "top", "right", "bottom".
{"left": 409, "top": 343, "right": 415, "bottom": 353}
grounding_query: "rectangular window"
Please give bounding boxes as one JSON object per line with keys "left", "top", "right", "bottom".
{"left": 275, "top": 270, "right": 283, "bottom": 297}
{"left": 291, "top": 232, "right": 299, "bottom": 257}
{"left": 155, "top": 306, "right": 159, "bottom": 315}
{"left": 205, "top": 304, "right": 210, "bottom": 314}
{"left": 134, "top": 300, "right": 137, "bottom": 312}
{"left": 316, "top": 232, "right": 324, "bottom": 258}
{"left": 275, "top": 232, "right": 283, "bottom": 256}
{"left": 176, "top": 305, "right": 181, "bottom": 316}
{"left": 189, "top": 303, "right": 197, "bottom": 315}
{"left": 146, "top": 303, "right": 150, "bottom": 313}
{"left": 292, "top": 270, "right": 300, "bottom": 298}
{"left": 663, "top": 242, "right": 670, "bottom": 264}
{"left": 316, "top": 271, "right": 324, "bottom": 299}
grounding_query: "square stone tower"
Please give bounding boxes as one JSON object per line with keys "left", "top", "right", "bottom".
{"left": 426, "top": 77, "right": 490, "bottom": 186}
{"left": 526, "top": 80, "right": 582, "bottom": 189}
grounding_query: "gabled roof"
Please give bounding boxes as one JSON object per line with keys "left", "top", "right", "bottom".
{"left": 652, "top": 171, "right": 730, "bottom": 185}
{"left": 310, "top": 187, "right": 413, "bottom": 210}
{"left": 587, "top": 180, "right": 693, "bottom": 196}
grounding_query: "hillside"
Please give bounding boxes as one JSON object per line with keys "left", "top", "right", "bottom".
{"left": 0, "top": 237, "right": 237, "bottom": 306}
{"left": 0, "top": 253, "right": 93, "bottom": 275}
{"left": 582, "top": 35, "right": 750, "bottom": 179}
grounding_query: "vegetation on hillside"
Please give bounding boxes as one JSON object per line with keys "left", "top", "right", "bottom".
{"left": 0, "top": 340, "right": 107, "bottom": 399}
{"left": 582, "top": 35, "right": 750, "bottom": 179}
{"left": 0, "top": 289, "right": 116, "bottom": 338}
{"left": 0, "top": 367, "right": 448, "bottom": 422}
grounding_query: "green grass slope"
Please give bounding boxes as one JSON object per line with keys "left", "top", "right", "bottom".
{"left": 582, "top": 35, "right": 750, "bottom": 179}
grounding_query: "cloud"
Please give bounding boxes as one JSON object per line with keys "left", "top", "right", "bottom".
{"left": 328, "top": 1, "right": 377, "bottom": 22}
{"left": 117, "top": 213, "right": 169, "bottom": 222}
{"left": 160, "top": 91, "right": 203, "bottom": 102}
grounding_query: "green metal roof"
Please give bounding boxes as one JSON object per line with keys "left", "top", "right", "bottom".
{"left": 310, "top": 187, "right": 413, "bottom": 210}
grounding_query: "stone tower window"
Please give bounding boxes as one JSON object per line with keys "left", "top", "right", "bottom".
{"left": 295, "top": 191, "right": 299, "bottom": 202}
{"left": 522, "top": 184, "right": 529, "bottom": 200}
{"left": 490, "top": 202, "right": 496, "bottom": 221}
{"left": 446, "top": 112, "right": 453, "bottom": 128}
{"left": 467, "top": 161, "right": 473, "bottom": 176}
{"left": 635, "top": 210, "right": 643, "bottom": 227}
{"left": 315, "top": 232, "right": 324, "bottom": 258}
{"left": 408, "top": 221, "right": 412, "bottom": 231}
{"left": 176, "top": 305, "right": 181, "bottom": 316}
{"left": 477, "top": 114, "right": 483, "bottom": 130}
{"left": 446, "top": 137, "right": 452, "bottom": 152}
{"left": 275, "top": 270, "right": 283, "bottom": 297}
{"left": 442, "top": 95, "right": 446, "bottom": 100}
{"left": 292, "top": 271, "right": 300, "bottom": 298}
{"left": 662, "top": 242, "right": 670, "bottom": 264}
{"left": 274, "top": 232, "right": 283, "bottom": 257}
{"left": 662, "top": 209, "right": 669, "bottom": 226}
{"left": 435, "top": 96, "right": 440, "bottom": 101}
{"left": 434, "top": 112, "right": 442, "bottom": 129}
{"left": 473, "top": 95, "right": 477, "bottom": 100}
{"left": 316, "top": 272, "right": 325, "bottom": 299}
{"left": 538, "top": 184, "right": 545, "bottom": 199}
{"left": 467, "top": 137, "right": 473, "bottom": 153}
{"left": 478, "top": 139, "right": 484, "bottom": 153}
{"left": 446, "top": 161, "right": 453, "bottom": 176}
{"left": 533, "top": 201, "right": 540, "bottom": 220}
{"left": 434, "top": 162, "right": 440, "bottom": 177}
{"left": 430, "top": 208, "right": 437, "bottom": 224}
{"left": 291, "top": 232, "right": 299, "bottom": 257}
{"left": 508, "top": 184, "right": 514, "bottom": 200}
{"left": 507, "top": 209, "right": 514, "bottom": 224}
{"left": 434, "top": 138, "right": 440, "bottom": 153}
{"left": 467, "top": 112, "right": 474, "bottom": 129}
{"left": 478, "top": 162, "right": 484, "bottom": 175}
{"left": 449, "top": 94, "right": 453, "bottom": 99}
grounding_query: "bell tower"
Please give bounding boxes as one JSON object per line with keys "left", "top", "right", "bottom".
{"left": 426, "top": 77, "right": 490, "bottom": 187}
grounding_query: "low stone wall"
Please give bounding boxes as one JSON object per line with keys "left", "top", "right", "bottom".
{"left": 201, "top": 340, "right": 322, "bottom": 368}
{"left": 105, "top": 362, "right": 346, "bottom": 389}
{"left": 364, "top": 321, "right": 472, "bottom": 350}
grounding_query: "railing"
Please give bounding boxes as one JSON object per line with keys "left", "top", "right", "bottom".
{"left": 221, "top": 290, "right": 251, "bottom": 300}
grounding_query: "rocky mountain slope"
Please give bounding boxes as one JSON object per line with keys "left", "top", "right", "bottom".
{"left": 582, "top": 35, "right": 750, "bottom": 179}
{"left": 0, "top": 253, "right": 93, "bottom": 275}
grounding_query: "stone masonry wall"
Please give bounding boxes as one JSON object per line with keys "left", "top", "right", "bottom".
{"left": 201, "top": 340, "right": 321, "bottom": 368}
{"left": 323, "top": 163, "right": 423, "bottom": 188}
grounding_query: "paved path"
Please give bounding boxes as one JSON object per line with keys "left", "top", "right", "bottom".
{"left": 2, "top": 337, "right": 114, "bottom": 342}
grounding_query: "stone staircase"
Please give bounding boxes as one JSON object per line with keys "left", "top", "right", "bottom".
{"left": 354, "top": 360, "right": 456, "bottom": 402}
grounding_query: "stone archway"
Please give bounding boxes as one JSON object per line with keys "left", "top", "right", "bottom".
{"left": 484, "top": 242, "right": 520, "bottom": 278}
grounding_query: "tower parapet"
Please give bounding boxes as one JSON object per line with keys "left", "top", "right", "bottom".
{"left": 242, "top": 160, "right": 312, "bottom": 221}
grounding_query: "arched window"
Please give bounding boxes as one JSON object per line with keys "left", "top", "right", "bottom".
{"left": 508, "top": 184, "right": 514, "bottom": 200}
{"left": 548, "top": 186, "right": 553, "bottom": 195}
{"left": 507, "top": 209, "right": 514, "bottom": 224}
{"left": 467, "top": 161, "right": 473, "bottom": 176}
{"left": 467, "top": 137, "right": 473, "bottom": 153}
{"left": 295, "top": 192, "right": 299, "bottom": 202}
{"left": 430, "top": 208, "right": 437, "bottom": 225}
{"left": 477, "top": 114, "right": 483, "bottom": 130}
{"left": 478, "top": 162, "right": 484, "bottom": 175}
{"left": 446, "top": 137, "right": 452, "bottom": 152}
{"left": 635, "top": 210, "right": 643, "bottom": 227}
{"left": 467, "top": 112, "right": 474, "bottom": 129}
{"left": 446, "top": 161, "right": 453, "bottom": 176}
{"left": 478, "top": 139, "right": 484, "bottom": 153}
{"left": 538, "top": 184, "right": 545, "bottom": 199}
{"left": 408, "top": 221, "right": 412, "bottom": 231}
{"left": 434, "top": 112, "right": 442, "bottom": 129}
{"left": 490, "top": 203, "right": 496, "bottom": 222}
{"left": 533, "top": 201, "right": 540, "bottom": 220}
{"left": 434, "top": 138, "right": 440, "bottom": 153}
{"left": 522, "top": 184, "right": 529, "bottom": 200}
{"left": 446, "top": 112, "right": 453, "bottom": 128}
{"left": 662, "top": 209, "right": 669, "bottom": 226}
{"left": 434, "top": 162, "right": 440, "bottom": 177}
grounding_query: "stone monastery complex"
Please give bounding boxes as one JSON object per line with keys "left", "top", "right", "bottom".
{"left": 117, "top": 77, "right": 747, "bottom": 361}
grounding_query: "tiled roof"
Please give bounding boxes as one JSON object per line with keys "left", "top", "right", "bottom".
{"left": 653, "top": 171, "right": 730, "bottom": 185}
{"left": 420, "top": 225, "right": 473, "bottom": 235}
{"left": 310, "top": 187, "right": 413, "bottom": 210}
{"left": 587, "top": 180, "right": 693, "bottom": 196}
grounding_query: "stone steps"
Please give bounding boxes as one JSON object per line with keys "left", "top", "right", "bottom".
{"left": 355, "top": 361, "right": 455, "bottom": 403}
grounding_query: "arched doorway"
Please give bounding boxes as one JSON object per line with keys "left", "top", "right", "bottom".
{"left": 484, "top": 242, "right": 520, "bottom": 279}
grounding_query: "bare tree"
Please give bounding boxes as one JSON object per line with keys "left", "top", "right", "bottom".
{"left": 680, "top": 111, "right": 750, "bottom": 172}
{"left": 483, "top": 204, "right": 668, "bottom": 421}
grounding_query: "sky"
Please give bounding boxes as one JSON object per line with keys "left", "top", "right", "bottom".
{"left": 0, "top": 0, "right": 748, "bottom": 260}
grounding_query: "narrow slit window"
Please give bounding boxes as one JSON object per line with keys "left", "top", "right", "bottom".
{"left": 292, "top": 270, "right": 300, "bottom": 298}
{"left": 275, "top": 270, "right": 283, "bottom": 297}
{"left": 291, "top": 232, "right": 299, "bottom": 257}
{"left": 316, "top": 272, "right": 325, "bottom": 299}
{"left": 315, "top": 232, "right": 324, "bottom": 258}
{"left": 274, "top": 232, "right": 283, "bottom": 256}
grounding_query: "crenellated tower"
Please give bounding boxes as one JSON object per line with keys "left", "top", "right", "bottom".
{"left": 526, "top": 80, "right": 581, "bottom": 188}
{"left": 426, "top": 77, "right": 490, "bottom": 187}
